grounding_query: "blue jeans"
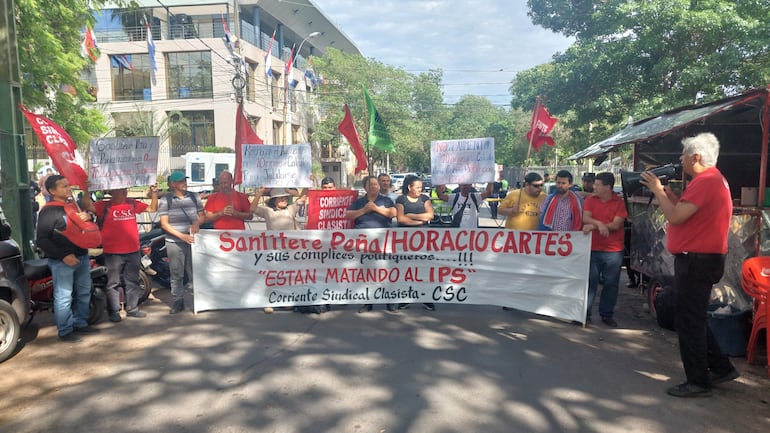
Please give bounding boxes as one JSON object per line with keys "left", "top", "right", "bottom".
{"left": 587, "top": 250, "right": 623, "bottom": 319}
{"left": 166, "top": 240, "right": 193, "bottom": 305}
{"left": 49, "top": 255, "right": 91, "bottom": 336}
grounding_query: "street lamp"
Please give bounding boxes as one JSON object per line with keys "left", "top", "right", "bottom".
{"left": 295, "top": 31, "right": 321, "bottom": 66}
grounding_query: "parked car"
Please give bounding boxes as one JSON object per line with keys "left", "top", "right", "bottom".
{"left": 352, "top": 180, "right": 366, "bottom": 197}
{"left": 389, "top": 172, "right": 418, "bottom": 192}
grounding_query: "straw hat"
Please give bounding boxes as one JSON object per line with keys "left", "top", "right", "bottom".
{"left": 269, "top": 188, "right": 291, "bottom": 198}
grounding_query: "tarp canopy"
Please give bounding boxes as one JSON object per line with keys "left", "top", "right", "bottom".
{"left": 569, "top": 88, "right": 769, "bottom": 160}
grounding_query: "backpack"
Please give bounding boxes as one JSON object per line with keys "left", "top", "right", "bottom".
{"left": 163, "top": 191, "right": 207, "bottom": 229}
{"left": 450, "top": 193, "right": 479, "bottom": 228}
{"left": 49, "top": 201, "right": 103, "bottom": 249}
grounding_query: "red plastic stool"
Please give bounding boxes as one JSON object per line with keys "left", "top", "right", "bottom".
{"left": 741, "top": 257, "right": 770, "bottom": 376}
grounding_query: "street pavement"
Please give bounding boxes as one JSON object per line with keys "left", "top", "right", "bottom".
{"left": 1, "top": 202, "right": 769, "bottom": 433}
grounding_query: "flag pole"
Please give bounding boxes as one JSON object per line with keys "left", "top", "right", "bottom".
{"left": 524, "top": 96, "right": 540, "bottom": 166}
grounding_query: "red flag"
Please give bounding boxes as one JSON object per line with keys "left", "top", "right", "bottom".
{"left": 20, "top": 105, "right": 88, "bottom": 189}
{"left": 526, "top": 102, "right": 558, "bottom": 152}
{"left": 81, "top": 26, "right": 99, "bottom": 62}
{"left": 234, "top": 103, "right": 263, "bottom": 185}
{"left": 338, "top": 104, "right": 367, "bottom": 175}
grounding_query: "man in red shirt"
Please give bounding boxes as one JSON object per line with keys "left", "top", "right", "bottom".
{"left": 85, "top": 185, "right": 158, "bottom": 322}
{"left": 641, "top": 132, "right": 738, "bottom": 398}
{"left": 581, "top": 172, "right": 627, "bottom": 327}
{"left": 204, "top": 171, "right": 253, "bottom": 229}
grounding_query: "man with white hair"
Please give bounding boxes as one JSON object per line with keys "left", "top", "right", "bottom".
{"left": 640, "top": 132, "right": 738, "bottom": 398}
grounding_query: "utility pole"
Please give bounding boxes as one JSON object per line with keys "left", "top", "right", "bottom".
{"left": 0, "top": 0, "right": 35, "bottom": 258}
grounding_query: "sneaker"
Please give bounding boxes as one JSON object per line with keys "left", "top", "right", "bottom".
{"left": 601, "top": 316, "right": 618, "bottom": 327}
{"left": 126, "top": 309, "right": 147, "bottom": 318}
{"left": 58, "top": 332, "right": 82, "bottom": 342}
{"left": 357, "top": 304, "right": 373, "bottom": 313}
{"left": 74, "top": 325, "right": 100, "bottom": 334}
{"left": 108, "top": 311, "right": 122, "bottom": 323}
{"left": 710, "top": 369, "right": 740, "bottom": 385}
{"left": 263, "top": 307, "right": 274, "bottom": 314}
{"left": 666, "top": 382, "right": 712, "bottom": 398}
{"left": 397, "top": 303, "right": 410, "bottom": 310}
{"left": 422, "top": 303, "right": 436, "bottom": 311}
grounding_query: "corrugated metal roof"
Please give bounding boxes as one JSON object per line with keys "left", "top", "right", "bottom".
{"left": 569, "top": 88, "right": 769, "bottom": 160}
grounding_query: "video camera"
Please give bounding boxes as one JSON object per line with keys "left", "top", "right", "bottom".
{"left": 620, "top": 163, "right": 681, "bottom": 197}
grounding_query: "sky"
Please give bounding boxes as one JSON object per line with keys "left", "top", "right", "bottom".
{"left": 312, "top": 0, "right": 573, "bottom": 108}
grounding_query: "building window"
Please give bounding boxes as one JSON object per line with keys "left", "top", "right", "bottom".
{"left": 168, "top": 110, "right": 215, "bottom": 156}
{"left": 245, "top": 62, "right": 257, "bottom": 102}
{"left": 111, "top": 54, "right": 152, "bottom": 101}
{"left": 273, "top": 121, "right": 282, "bottom": 145}
{"left": 167, "top": 51, "right": 213, "bottom": 99}
{"left": 269, "top": 73, "right": 281, "bottom": 109}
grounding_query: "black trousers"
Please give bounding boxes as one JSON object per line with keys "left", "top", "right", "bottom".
{"left": 104, "top": 252, "right": 142, "bottom": 312}
{"left": 673, "top": 253, "right": 734, "bottom": 387}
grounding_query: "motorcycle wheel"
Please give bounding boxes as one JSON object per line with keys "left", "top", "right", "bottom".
{"left": 138, "top": 270, "right": 152, "bottom": 304}
{"left": 0, "top": 299, "right": 21, "bottom": 363}
{"left": 88, "top": 287, "right": 106, "bottom": 325}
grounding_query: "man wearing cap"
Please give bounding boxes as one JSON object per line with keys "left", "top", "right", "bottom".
{"left": 204, "top": 171, "right": 252, "bottom": 230}
{"left": 498, "top": 172, "right": 547, "bottom": 230}
{"left": 83, "top": 184, "right": 158, "bottom": 321}
{"left": 159, "top": 171, "right": 205, "bottom": 314}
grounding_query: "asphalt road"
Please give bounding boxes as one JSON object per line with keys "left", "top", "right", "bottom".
{"left": 2, "top": 203, "right": 769, "bottom": 433}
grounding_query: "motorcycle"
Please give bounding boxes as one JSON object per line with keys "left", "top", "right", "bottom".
{"left": 139, "top": 226, "right": 170, "bottom": 291}
{"left": 25, "top": 254, "right": 109, "bottom": 326}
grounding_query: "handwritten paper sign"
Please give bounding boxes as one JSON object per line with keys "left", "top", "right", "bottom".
{"left": 88, "top": 137, "right": 160, "bottom": 190}
{"left": 430, "top": 137, "right": 495, "bottom": 185}
{"left": 241, "top": 143, "right": 313, "bottom": 188}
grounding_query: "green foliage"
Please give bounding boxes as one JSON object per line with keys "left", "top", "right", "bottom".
{"left": 16, "top": 0, "right": 135, "bottom": 146}
{"left": 199, "top": 146, "right": 233, "bottom": 153}
{"left": 516, "top": 0, "right": 770, "bottom": 154}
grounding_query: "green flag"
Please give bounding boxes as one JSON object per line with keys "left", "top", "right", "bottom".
{"left": 363, "top": 86, "right": 395, "bottom": 152}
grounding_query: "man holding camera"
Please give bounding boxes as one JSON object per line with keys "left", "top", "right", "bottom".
{"left": 640, "top": 132, "right": 738, "bottom": 398}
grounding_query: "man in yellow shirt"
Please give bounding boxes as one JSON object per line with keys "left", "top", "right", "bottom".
{"left": 498, "top": 172, "right": 547, "bottom": 230}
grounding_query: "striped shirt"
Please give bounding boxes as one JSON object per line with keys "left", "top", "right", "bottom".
{"left": 158, "top": 192, "right": 203, "bottom": 243}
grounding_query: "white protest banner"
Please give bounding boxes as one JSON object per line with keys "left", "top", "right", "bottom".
{"left": 241, "top": 143, "right": 313, "bottom": 188}
{"left": 430, "top": 137, "right": 496, "bottom": 185}
{"left": 192, "top": 228, "right": 591, "bottom": 323}
{"left": 304, "top": 190, "right": 357, "bottom": 230}
{"left": 88, "top": 137, "right": 160, "bottom": 190}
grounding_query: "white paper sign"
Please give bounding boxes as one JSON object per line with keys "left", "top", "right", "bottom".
{"left": 430, "top": 137, "right": 496, "bottom": 185}
{"left": 88, "top": 137, "right": 160, "bottom": 190}
{"left": 241, "top": 143, "right": 313, "bottom": 187}
{"left": 192, "top": 228, "right": 591, "bottom": 323}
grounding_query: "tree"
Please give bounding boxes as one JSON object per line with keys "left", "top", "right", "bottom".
{"left": 312, "top": 48, "right": 446, "bottom": 173}
{"left": 513, "top": 0, "right": 770, "bottom": 151}
{"left": 16, "top": 0, "right": 129, "bottom": 146}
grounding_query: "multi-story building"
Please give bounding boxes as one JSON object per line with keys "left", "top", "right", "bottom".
{"left": 89, "top": 0, "right": 360, "bottom": 176}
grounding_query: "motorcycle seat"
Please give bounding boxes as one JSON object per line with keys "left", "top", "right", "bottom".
{"left": 24, "top": 259, "right": 51, "bottom": 280}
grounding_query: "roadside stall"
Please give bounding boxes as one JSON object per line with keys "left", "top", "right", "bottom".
{"left": 570, "top": 88, "right": 770, "bottom": 354}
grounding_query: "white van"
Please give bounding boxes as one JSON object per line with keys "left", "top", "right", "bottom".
{"left": 183, "top": 152, "right": 235, "bottom": 192}
{"left": 389, "top": 172, "right": 418, "bottom": 192}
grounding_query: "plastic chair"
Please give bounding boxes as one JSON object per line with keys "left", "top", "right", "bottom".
{"left": 740, "top": 257, "right": 770, "bottom": 376}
